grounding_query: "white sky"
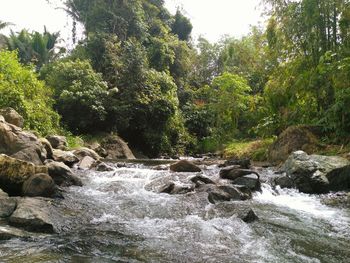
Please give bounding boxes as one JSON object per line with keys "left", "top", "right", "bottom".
{"left": 0, "top": 0, "right": 263, "bottom": 44}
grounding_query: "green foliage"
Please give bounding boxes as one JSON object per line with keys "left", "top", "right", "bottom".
{"left": 171, "top": 9, "right": 193, "bottom": 41}
{"left": 0, "top": 50, "right": 59, "bottom": 135}
{"left": 41, "top": 59, "right": 109, "bottom": 134}
{"left": 6, "top": 28, "right": 64, "bottom": 70}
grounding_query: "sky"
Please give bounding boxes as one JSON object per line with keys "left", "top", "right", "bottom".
{"left": 0, "top": 0, "right": 263, "bottom": 45}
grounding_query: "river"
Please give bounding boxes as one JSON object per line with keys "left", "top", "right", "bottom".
{"left": 0, "top": 161, "right": 349, "bottom": 263}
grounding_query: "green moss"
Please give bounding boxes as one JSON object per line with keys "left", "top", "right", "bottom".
{"left": 223, "top": 138, "right": 274, "bottom": 161}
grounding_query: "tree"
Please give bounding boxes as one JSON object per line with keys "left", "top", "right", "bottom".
{"left": 7, "top": 28, "right": 64, "bottom": 70}
{"left": 41, "top": 60, "right": 109, "bottom": 133}
{"left": 171, "top": 9, "right": 193, "bottom": 41}
{"left": 0, "top": 50, "right": 59, "bottom": 135}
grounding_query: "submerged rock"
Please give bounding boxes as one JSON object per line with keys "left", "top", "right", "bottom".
{"left": 9, "top": 198, "right": 60, "bottom": 233}
{"left": 159, "top": 182, "right": 195, "bottom": 195}
{"left": 95, "top": 162, "right": 115, "bottom": 172}
{"left": 0, "top": 225, "right": 34, "bottom": 240}
{"left": 170, "top": 160, "right": 201, "bottom": 173}
{"left": 0, "top": 196, "right": 17, "bottom": 218}
{"left": 280, "top": 151, "right": 350, "bottom": 193}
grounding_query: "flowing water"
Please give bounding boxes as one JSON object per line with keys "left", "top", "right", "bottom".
{"left": 0, "top": 161, "right": 349, "bottom": 263}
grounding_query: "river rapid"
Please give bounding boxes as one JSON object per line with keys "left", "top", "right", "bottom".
{"left": 0, "top": 161, "right": 349, "bottom": 263}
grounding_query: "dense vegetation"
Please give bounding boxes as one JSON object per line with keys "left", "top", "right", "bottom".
{"left": 0, "top": 0, "right": 349, "bottom": 157}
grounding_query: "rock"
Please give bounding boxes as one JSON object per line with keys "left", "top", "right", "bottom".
{"left": 0, "top": 197, "right": 17, "bottom": 218}
{"left": 232, "top": 174, "right": 261, "bottom": 191}
{"left": 46, "top": 161, "right": 82, "bottom": 187}
{"left": 9, "top": 197, "right": 59, "bottom": 233}
{"left": 78, "top": 156, "right": 96, "bottom": 170}
{"left": 88, "top": 142, "right": 108, "bottom": 158}
{"left": 73, "top": 147, "right": 101, "bottom": 161}
{"left": 0, "top": 115, "right": 4, "bottom": 122}
{"left": 268, "top": 125, "right": 322, "bottom": 164}
{"left": 95, "top": 162, "right": 115, "bottom": 172}
{"left": 237, "top": 208, "right": 259, "bottom": 223}
{"left": 170, "top": 160, "right": 201, "bottom": 173}
{"left": 22, "top": 173, "right": 57, "bottom": 198}
{"left": 46, "top": 135, "right": 68, "bottom": 150}
{"left": 0, "top": 189, "right": 8, "bottom": 198}
{"left": 159, "top": 182, "right": 194, "bottom": 195}
{"left": 220, "top": 158, "right": 251, "bottom": 169}
{"left": 101, "top": 134, "right": 135, "bottom": 159}
{"left": 0, "top": 121, "right": 46, "bottom": 165}
{"left": 281, "top": 151, "right": 350, "bottom": 193}
{"left": 190, "top": 175, "right": 215, "bottom": 187}
{"left": 0, "top": 154, "right": 48, "bottom": 196}
{"left": 0, "top": 107, "right": 24, "bottom": 128}
{"left": 207, "top": 185, "right": 252, "bottom": 204}
{"left": 274, "top": 174, "right": 294, "bottom": 189}
{"left": 220, "top": 167, "right": 260, "bottom": 181}
{"left": 52, "top": 149, "right": 79, "bottom": 167}
{"left": 39, "top": 138, "right": 54, "bottom": 160}
{"left": 0, "top": 225, "right": 33, "bottom": 240}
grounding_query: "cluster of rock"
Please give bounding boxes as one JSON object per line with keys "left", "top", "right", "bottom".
{"left": 274, "top": 150, "right": 350, "bottom": 194}
{"left": 0, "top": 107, "right": 134, "bottom": 237}
{"left": 147, "top": 159, "right": 260, "bottom": 223}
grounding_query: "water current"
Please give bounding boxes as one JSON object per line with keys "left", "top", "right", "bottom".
{"left": 0, "top": 161, "right": 349, "bottom": 263}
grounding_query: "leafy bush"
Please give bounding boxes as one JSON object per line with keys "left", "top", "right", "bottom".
{"left": 41, "top": 59, "right": 109, "bottom": 134}
{"left": 0, "top": 50, "right": 59, "bottom": 134}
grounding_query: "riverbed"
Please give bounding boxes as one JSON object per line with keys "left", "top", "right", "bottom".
{"left": 0, "top": 161, "right": 349, "bottom": 263}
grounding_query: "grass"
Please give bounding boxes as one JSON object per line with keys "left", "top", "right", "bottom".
{"left": 223, "top": 138, "right": 275, "bottom": 161}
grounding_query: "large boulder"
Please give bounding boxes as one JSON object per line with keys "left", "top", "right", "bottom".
{"left": 22, "top": 173, "right": 57, "bottom": 198}
{"left": 88, "top": 142, "right": 108, "bottom": 158}
{"left": 0, "top": 154, "right": 48, "bottom": 196}
{"left": 39, "top": 138, "right": 54, "bottom": 160}
{"left": 46, "top": 161, "right": 82, "bottom": 187}
{"left": 279, "top": 151, "right": 350, "bottom": 193}
{"left": 9, "top": 198, "right": 60, "bottom": 233}
{"left": 46, "top": 135, "right": 68, "bottom": 150}
{"left": 0, "top": 107, "right": 24, "bottom": 128}
{"left": 268, "top": 126, "right": 322, "bottom": 164}
{"left": 52, "top": 149, "right": 79, "bottom": 167}
{"left": 78, "top": 156, "right": 96, "bottom": 170}
{"left": 101, "top": 134, "right": 135, "bottom": 159}
{"left": 170, "top": 160, "right": 201, "bottom": 173}
{"left": 0, "top": 121, "right": 46, "bottom": 165}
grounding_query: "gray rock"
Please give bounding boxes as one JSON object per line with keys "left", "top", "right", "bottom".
{"left": 220, "top": 167, "right": 260, "bottom": 181}
{"left": 170, "top": 160, "right": 201, "bottom": 173}
{"left": 39, "top": 138, "right": 54, "bottom": 160}
{"left": 9, "top": 197, "right": 60, "bottom": 233}
{"left": 46, "top": 161, "right": 82, "bottom": 187}
{"left": 73, "top": 147, "right": 101, "bottom": 161}
{"left": 52, "top": 149, "right": 79, "bottom": 167}
{"left": 159, "top": 182, "right": 194, "bottom": 195}
{"left": 88, "top": 142, "right": 108, "bottom": 158}
{"left": 0, "top": 115, "right": 4, "bottom": 122}
{"left": 0, "top": 225, "right": 34, "bottom": 240}
{"left": 46, "top": 135, "right": 68, "bottom": 150}
{"left": 0, "top": 107, "right": 24, "bottom": 128}
{"left": 22, "top": 173, "right": 57, "bottom": 197}
{"left": 0, "top": 121, "right": 46, "bottom": 165}
{"left": 78, "top": 156, "right": 96, "bottom": 170}
{"left": 190, "top": 175, "right": 215, "bottom": 187}
{"left": 95, "top": 162, "right": 115, "bottom": 172}
{"left": 207, "top": 185, "right": 252, "bottom": 204}
{"left": 274, "top": 174, "right": 294, "bottom": 188}
{"left": 281, "top": 151, "right": 350, "bottom": 193}
{"left": 232, "top": 174, "right": 261, "bottom": 191}
{"left": 0, "top": 197, "right": 17, "bottom": 218}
